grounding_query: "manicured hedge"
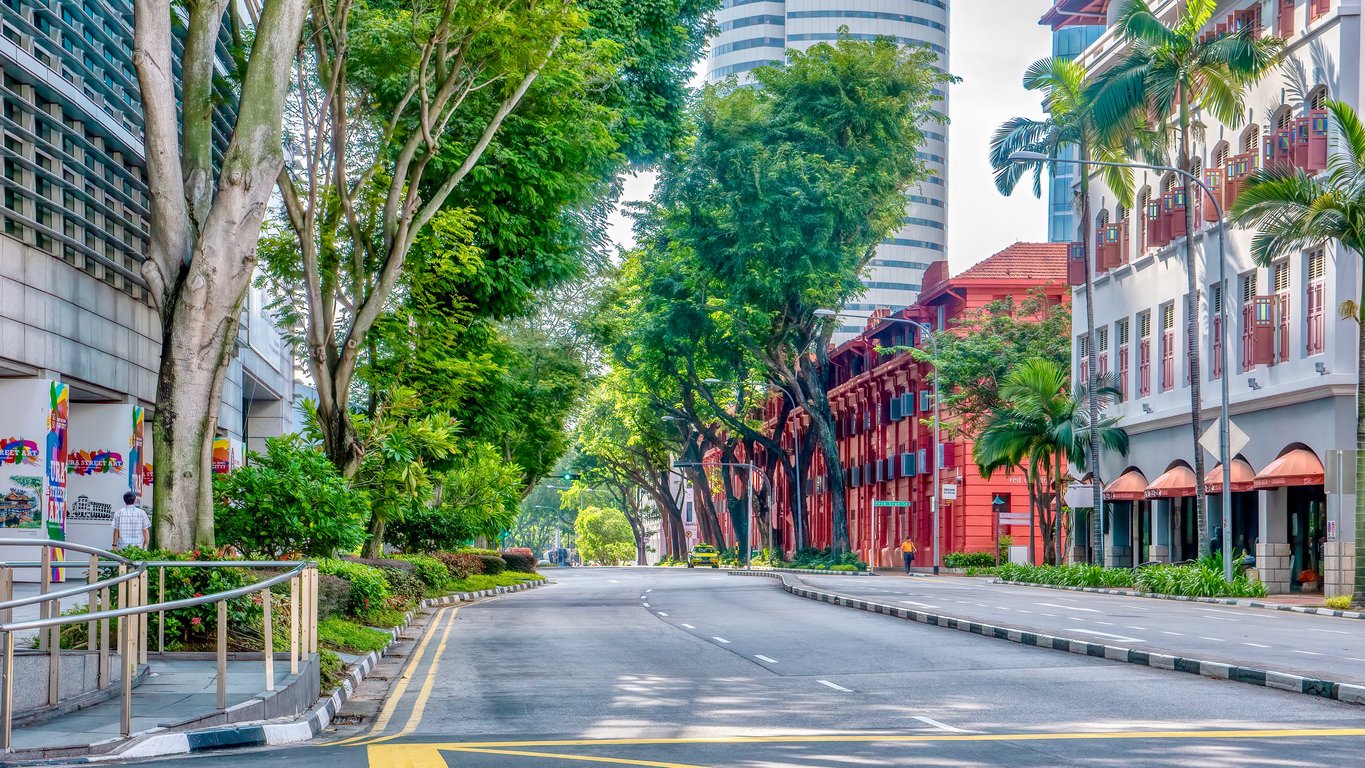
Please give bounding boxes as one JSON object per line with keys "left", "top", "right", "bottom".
{"left": 500, "top": 551, "right": 537, "bottom": 573}
{"left": 475, "top": 554, "right": 506, "bottom": 576}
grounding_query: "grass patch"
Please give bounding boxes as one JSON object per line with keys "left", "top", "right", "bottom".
{"left": 318, "top": 617, "right": 393, "bottom": 654}
{"left": 443, "top": 572, "right": 544, "bottom": 594}
{"left": 361, "top": 607, "right": 409, "bottom": 630}
{"left": 319, "top": 649, "right": 345, "bottom": 691}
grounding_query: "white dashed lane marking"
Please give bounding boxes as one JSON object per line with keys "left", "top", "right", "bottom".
{"left": 681, "top": 624, "right": 695, "bottom": 629}
{"left": 712, "top": 636, "right": 731, "bottom": 644}
{"left": 754, "top": 655, "right": 778, "bottom": 664}
{"left": 818, "top": 680, "right": 852, "bottom": 692}
{"left": 913, "top": 716, "right": 971, "bottom": 733}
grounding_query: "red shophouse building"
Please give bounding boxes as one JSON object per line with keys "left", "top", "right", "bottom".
{"left": 749, "top": 243, "right": 1072, "bottom": 567}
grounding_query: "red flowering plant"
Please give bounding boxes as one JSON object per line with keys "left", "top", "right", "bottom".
{"left": 116, "top": 547, "right": 262, "bottom": 650}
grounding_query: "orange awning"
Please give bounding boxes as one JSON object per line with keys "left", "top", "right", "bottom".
{"left": 1104, "top": 469, "right": 1148, "bottom": 501}
{"left": 1206, "top": 458, "right": 1256, "bottom": 494}
{"left": 1252, "top": 449, "right": 1325, "bottom": 489}
{"left": 1144, "top": 465, "right": 1197, "bottom": 499}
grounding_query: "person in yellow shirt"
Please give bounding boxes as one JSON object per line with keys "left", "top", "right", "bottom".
{"left": 899, "top": 538, "right": 916, "bottom": 575}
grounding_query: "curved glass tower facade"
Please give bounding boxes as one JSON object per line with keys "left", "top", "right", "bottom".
{"left": 704, "top": 0, "right": 951, "bottom": 338}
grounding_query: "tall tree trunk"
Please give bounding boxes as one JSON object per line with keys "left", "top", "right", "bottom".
{"left": 136, "top": 0, "right": 309, "bottom": 549}
{"left": 1178, "top": 99, "right": 1210, "bottom": 557}
{"left": 1079, "top": 141, "right": 1105, "bottom": 566}
{"left": 363, "top": 515, "right": 385, "bottom": 558}
{"left": 799, "top": 353, "right": 850, "bottom": 554}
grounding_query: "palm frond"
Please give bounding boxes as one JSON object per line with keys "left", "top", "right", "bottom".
{"left": 989, "top": 117, "right": 1056, "bottom": 196}
{"left": 1328, "top": 100, "right": 1365, "bottom": 172}
{"left": 1120, "top": 0, "right": 1182, "bottom": 48}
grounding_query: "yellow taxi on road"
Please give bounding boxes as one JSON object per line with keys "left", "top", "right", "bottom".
{"left": 687, "top": 544, "right": 719, "bottom": 568}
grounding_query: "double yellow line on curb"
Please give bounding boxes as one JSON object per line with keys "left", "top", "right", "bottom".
{"left": 331, "top": 606, "right": 459, "bottom": 748}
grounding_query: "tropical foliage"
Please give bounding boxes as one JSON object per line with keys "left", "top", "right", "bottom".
{"left": 575, "top": 506, "right": 637, "bottom": 565}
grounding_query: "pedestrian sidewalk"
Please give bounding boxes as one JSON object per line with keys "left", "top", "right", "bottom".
{"left": 11, "top": 656, "right": 295, "bottom": 753}
{"left": 794, "top": 572, "right": 1365, "bottom": 689}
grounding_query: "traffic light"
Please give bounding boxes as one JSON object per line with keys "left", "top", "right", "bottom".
{"left": 561, "top": 472, "right": 580, "bottom": 481}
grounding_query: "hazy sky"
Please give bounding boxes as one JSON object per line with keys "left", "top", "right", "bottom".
{"left": 606, "top": 2, "right": 1057, "bottom": 272}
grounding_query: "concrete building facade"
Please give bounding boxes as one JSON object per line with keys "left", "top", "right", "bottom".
{"left": 703, "top": 0, "right": 951, "bottom": 338}
{"left": 1065, "top": 0, "right": 1360, "bottom": 597}
{"left": 0, "top": 1, "right": 299, "bottom": 566}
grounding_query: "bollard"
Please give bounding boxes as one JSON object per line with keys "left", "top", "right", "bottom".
{"left": 308, "top": 567, "right": 318, "bottom": 654}
{"left": 263, "top": 587, "right": 274, "bottom": 692}
{"left": 216, "top": 600, "right": 227, "bottom": 710}
{"left": 289, "top": 575, "right": 299, "bottom": 675}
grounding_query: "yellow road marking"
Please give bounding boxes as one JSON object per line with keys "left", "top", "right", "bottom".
{"left": 398, "top": 727, "right": 1365, "bottom": 750}
{"left": 366, "top": 743, "right": 451, "bottom": 768}
{"left": 361, "top": 605, "right": 459, "bottom": 746}
{"left": 331, "top": 608, "right": 456, "bottom": 747}
{"left": 450, "top": 746, "right": 712, "bottom": 767}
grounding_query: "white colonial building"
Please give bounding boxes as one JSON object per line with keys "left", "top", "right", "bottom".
{"left": 1067, "top": 0, "right": 1361, "bottom": 597}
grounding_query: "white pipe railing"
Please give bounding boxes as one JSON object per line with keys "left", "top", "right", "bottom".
{"left": 0, "top": 539, "right": 319, "bottom": 751}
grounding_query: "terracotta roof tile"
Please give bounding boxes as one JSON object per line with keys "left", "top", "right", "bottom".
{"left": 951, "top": 242, "right": 1069, "bottom": 283}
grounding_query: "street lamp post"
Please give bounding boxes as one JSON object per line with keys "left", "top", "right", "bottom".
{"left": 673, "top": 460, "right": 765, "bottom": 568}
{"left": 1009, "top": 150, "right": 1233, "bottom": 581}
{"left": 815, "top": 310, "right": 942, "bottom": 575}
{"left": 703, "top": 378, "right": 804, "bottom": 550}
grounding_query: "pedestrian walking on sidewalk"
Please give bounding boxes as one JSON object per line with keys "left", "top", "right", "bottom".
{"left": 900, "top": 538, "right": 916, "bottom": 575}
{"left": 111, "top": 491, "right": 150, "bottom": 550}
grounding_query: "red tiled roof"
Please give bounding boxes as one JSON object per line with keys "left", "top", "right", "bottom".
{"left": 1040, "top": 0, "right": 1110, "bottom": 29}
{"left": 950, "top": 242, "right": 1070, "bottom": 283}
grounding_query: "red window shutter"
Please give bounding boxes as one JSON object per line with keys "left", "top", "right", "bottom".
{"left": 1241, "top": 303, "right": 1256, "bottom": 371}
{"left": 1311, "top": 0, "right": 1331, "bottom": 21}
{"left": 1148, "top": 200, "right": 1167, "bottom": 247}
{"left": 1139, "top": 339, "right": 1151, "bottom": 396}
{"left": 1099, "top": 348, "right": 1110, "bottom": 376}
{"left": 1253, "top": 296, "right": 1276, "bottom": 365}
{"left": 1119, "top": 345, "right": 1129, "bottom": 399}
{"left": 1212, "top": 315, "right": 1223, "bottom": 379}
{"left": 1169, "top": 189, "right": 1188, "bottom": 238}
{"left": 1080, "top": 357, "right": 1089, "bottom": 385}
{"left": 1293, "top": 117, "right": 1311, "bottom": 168}
{"left": 1276, "top": 293, "right": 1290, "bottom": 364}
{"left": 1094, "top": 230, "right": 1108, "bottom": 274}
{"left": 1309, "top": 108, "right": 1330, "bottom": 172}
{"left": 1203, "top": 168, "right": 1224, "bottom": 222}
{"left": 1308, "top": 281, "right": 1325, "bottom": 354}
{"left": 1279, "top": 0, "right": 1295, "bottom": 36}
{"left": 1120, "top": 219, "right": 1130, "bottom": 262}
{"left": 1101, "top": 224, "right": 1122, "bottom": 269}
{"left": 1162, "top": 330, "right": 1175, "bottom": 391}
{"left": 1067, "top": 242, "right": 1086, "bottom": 286}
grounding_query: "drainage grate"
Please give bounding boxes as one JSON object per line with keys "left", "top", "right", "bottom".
{"left": 332, "top": 713, "right": 365, "bottom": 726}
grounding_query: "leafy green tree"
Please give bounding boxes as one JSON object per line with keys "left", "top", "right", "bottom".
{"left": 1230, "top": 99, "right": 1365, "bottom": 598}
{"left": 213, "top": 435, "right": 369, "bottom": 558}
{"left": 989, "top": 57, "right": 1155, "bottom": 561}
{"left": 636, "top": 36, "right": 955, "bottom": 553}
{"left": 575, "top": 506, "right": 636, "bottom": 565}
{"left": 385, "top": 442, "right": 523, "bottom": 552}
{"left": 975, "top": 359, "right": 1128, "bottom": 564}
{"left": 1089, "top": 0, "right": 1281, "bottom": 555}
{"left": 918, "top": 290, "right": 1071, "bottom": 438}
{"left": 135, "top": 0, "right": 308, "bottom": 549}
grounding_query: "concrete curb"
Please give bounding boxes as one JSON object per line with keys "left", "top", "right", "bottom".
{"left": 720, "top": 566, "right": 875, "bottom": 576}
{"left": 731, "top": 570, "right": 1365, "bottom": 707}
{"left": 15, "top": 579, "right": 548, "bottom": 766}
{"left": 991, "top": 579, "right": 1365, "bottom": 620}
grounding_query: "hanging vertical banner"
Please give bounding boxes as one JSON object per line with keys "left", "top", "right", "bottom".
{"left": 0, "top": 379, "right": 63, "bottom": 582}
{"left": 129, "top": 406, "right": 144, "bottom": 502}
{"left": 46, "top": 383, "right": 68, "bottom": 582}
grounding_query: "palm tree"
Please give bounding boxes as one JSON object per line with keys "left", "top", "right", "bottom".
{"left": 975, "top": 359, "right": 1129, "bottom": 565}
{"left": 1088, "top": 0, "right": 1282, "bottom": 557}
{"left": 1230, "top": 99, "right": 1365, "bottom": 599}
{"left": 990, "top": 56, "right": 1152, "bottom": 564}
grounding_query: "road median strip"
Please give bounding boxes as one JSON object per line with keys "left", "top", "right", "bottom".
{"left": 729, "top": 571, "right": 1365, "bottom": 708}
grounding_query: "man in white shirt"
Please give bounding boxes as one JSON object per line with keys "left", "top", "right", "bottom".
{"left": 111, "top": 491, "right": 150, "bottom": 550}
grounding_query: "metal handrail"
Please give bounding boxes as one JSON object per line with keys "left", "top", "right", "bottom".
{"left": 0, "top": 539, "right": 136, "bottom": 566}
{"left": 0, "top": 564, "right": 306, "bottom": 633}
{"left": 0, "top": 539, "right": 320, "bottom": 752}
{"left": 0, "top": 567, "right": 145, "bottom": 611}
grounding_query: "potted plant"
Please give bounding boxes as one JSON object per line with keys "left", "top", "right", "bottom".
{"left": 1298, "top": 568, "right": 1320, "bottom": 592}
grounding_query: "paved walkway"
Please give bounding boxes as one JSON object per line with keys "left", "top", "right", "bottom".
{"left": 12, "top": 657, "right": 295, "bottom": 750}
{"left": 797, "top": 573, "right": 1365, "bottom": 686}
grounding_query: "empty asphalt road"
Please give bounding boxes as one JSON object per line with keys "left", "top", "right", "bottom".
{"left": 87, "top": 568, "right": 1365, "bottom": 767}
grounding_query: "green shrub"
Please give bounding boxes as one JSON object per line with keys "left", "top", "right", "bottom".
{"left": 319, "top": 649, "right": 345, "bottom": 691}
{"left": 435, "top": 551, "right": 483, "bottom": 578}
{"left": 393, "top": 554, "right": 450, "bottom": 591}
{"left": 126, "top": 548, "right": 256, "bottom": 650}
{"left": 379, "top": 566, "right": 424, "bottom": 611}
{"left": 499, "top": 551, "right": 537, "bottom": 573}
{"left": 829, "top": 564, "right": 859, "bottom": 572}
{"left": 317, "top": 574, "right": 352, "bottom": 618}
{"left": 444, "top": 572, "right": 544, "bottom": 593}
{"left": 944, "top": 551, "right": 997, "bottom": 569}
{"left": 318, "top": 558, "right": 389, "bottom": 618}
{"left": 1326, "top": 595, "right": 1354, "bottom": 610}
{"left": 318, "top": 618, "right": 392, "bottom": 654}
{"left": 212, "top": 435, "right": 369, "bottom": 558}
{"left": 475, "top": 554, "right": 506, "bottom": 576}
{"left": 1135, "top": 562, "right": 1266, "bottom": 598}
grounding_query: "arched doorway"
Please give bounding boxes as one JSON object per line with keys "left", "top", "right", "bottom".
{"left": 1252, "top": 443, "right": 1326, "bottom": 593}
